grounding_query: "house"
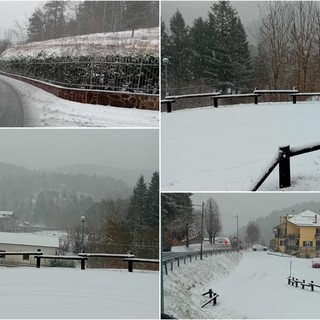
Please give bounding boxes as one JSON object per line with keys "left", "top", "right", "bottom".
{"left": 0, "top": 232, "right": 59, "bottom": 266}
{"left": 0, "top": 211, "right": 17, "bottom": 232}
{"left": 273, "top": 210, "right": 320, "bottom": 257}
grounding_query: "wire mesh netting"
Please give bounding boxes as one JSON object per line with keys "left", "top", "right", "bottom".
{"left": 0, "top": 55, "right": 159, "bottom": 95}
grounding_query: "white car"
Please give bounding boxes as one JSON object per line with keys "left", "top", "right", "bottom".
{"left": 251, "top": 244, "right": 268, "bottom": 251}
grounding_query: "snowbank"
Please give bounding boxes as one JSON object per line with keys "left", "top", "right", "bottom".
{"left": 164, "top": 250, "right": 320, "bottom": 319}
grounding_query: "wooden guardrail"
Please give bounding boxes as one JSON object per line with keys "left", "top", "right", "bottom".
{"left": 201, "top": 289, "right": 219, "bottom": 308}
{"left": 34, "top": 255, "right": 88, "bottom": 270}
{"left": 123, "top": 258, "right": 159, "bottom": 272}
{"left": 211, "top": 93, "right": 261, "bottom": 108}
{"left": 290, "top": 92, "right": 320, "bottom": 104}
{"left": 287, "top": 276, "right": 320, "bottom": 292}
{"left": 252, "top": 143, "right": 320, "bottom": 190}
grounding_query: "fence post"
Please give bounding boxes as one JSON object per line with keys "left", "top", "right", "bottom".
{"left": 36, "top": 256, "right": 41, "bottom": 268}
{"left": 292, "top": 95, "right": 297, "bottom": 104}
{"left": 170, "top": 261, "right": 173, "bottom": 271}
{"left": 209, "top": 289, "right": 213, "bottom": 298}
{"left": 164, "top": 262, "right": 168, "bottom": 275}
{"left": 279, "top": 145, "right": 291, "bottom": 189}
{"left": 311, "top": 281, "right": 314, "bottom": 291}
{"left": 254, "top": 95, "right": 259, "bottom": 105}
{"left": 81, "top": 259, "right": 86, "bottom": 270}
{"left": 213, "top": 98, "right": 218, "bottom": 108}
{"left": 128, "top": 260, "right": 133, "bottom": 272}
{"left": 177, "top": 257, "right": 180, "bottom": 267}
{"left": 167, "top": 101, "right": 172, "bottom": 113}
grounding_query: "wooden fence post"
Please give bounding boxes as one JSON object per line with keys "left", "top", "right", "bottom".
{"left": 36, "top": 256, "right": 41, "bottom": 268}
{"left": 310, "top": 281, "right": 314, "bottom": 291}
{"left": 292, "top": 95, "right": 297, "bottom": 104}
{"left": 167, "top": 101, "right": 172, "bottom": 113}
{"left": 254, "top": 95, "right": 259, "bottom": 105}
{"left": 128, "top": 260, "right": 133, "bottom": 272}
{"left": 164, "top": 262, "right": 168, "bottom": 275}
{"left": 213, "top": 98, "right": 218, "bottom": 108}
{"left": 81, "top": 259, "right": 86, "bottom": 270}
{"left": 279, "top": 145, "right": 291, "bottom": 189}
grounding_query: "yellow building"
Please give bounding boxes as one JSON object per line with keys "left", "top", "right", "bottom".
{"left": 273, "top": 210, "right": 320, "bottom": 258}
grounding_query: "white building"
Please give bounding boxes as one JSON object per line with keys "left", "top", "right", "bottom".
{"left": 0, "top": 232, "right": 59, "bottom": 266}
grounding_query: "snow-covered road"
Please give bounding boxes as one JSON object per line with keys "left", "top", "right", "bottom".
{"left": 0, "top": 76, "right": 159, "bottom": 127}
{"left": 164, "top": 251, "right": 320, "bottom": 319}
{"left": 162, "top": 102, "right": 320, "bottom": 191}
{"left": 0, "top": 267, "right": 159, "bottom": 318}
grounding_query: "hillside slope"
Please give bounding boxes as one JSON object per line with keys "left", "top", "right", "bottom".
{"left": 0, "top": 27, "right": 159, "bottom": 60}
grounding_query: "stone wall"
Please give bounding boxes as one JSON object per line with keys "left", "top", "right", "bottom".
{"left": 0, "top": 72, "right": 159, "bottom": 110}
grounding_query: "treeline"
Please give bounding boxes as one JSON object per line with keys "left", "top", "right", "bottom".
{"left": 162, "top": 1, "right": 252, "bottom": 96}
{"left": 70, "top": 172, "right": 159, "bottom": 260}
{"left": 162, "top": 1, "right": 320, "bottom": 97}
{"left": 27, "top": 1, "right": 159, "bottom": 42}
{"left": 162, "top": 194, "right": 222, "bottom": 250}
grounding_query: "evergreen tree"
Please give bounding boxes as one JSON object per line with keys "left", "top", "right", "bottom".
{"left": 28, "top": 8, "right": 45, "bottom": 42}
{"left": 205, "top": 198, "right": 222, "bottom": 244}
{"left": 127, "top": 175, "right": 148, "bottom": 245}
{"left": 167, "top": 10, "right": 191, "bottom": 92}
{"left": 207, "top": 1, "right": 251, "bottom": 93}
{"left": 145, "top": 171, "right": 159, "bottom": 228}
{"left": 124, "top": 1, "right": 150, "bottom": 37}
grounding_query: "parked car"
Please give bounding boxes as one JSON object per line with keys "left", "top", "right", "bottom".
{"left": 312, "top": 258, "right": 320, "bottom": 268}
{"left": 251, "top": 244, "right": 268, "bottom": 251}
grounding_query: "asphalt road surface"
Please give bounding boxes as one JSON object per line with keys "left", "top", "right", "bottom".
{"left": 0, "top": 77, "right": 23, "bottom": 127}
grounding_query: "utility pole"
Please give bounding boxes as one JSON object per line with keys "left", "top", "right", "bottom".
{"left": 200, "top": 202, "right": 204, "bottom": 260}
{"left": 232, "top": 214, "right": 239, "bottom": 248}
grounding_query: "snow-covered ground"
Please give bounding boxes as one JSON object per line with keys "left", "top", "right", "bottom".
{"left": 164, "top": 250, "right": 320, "bottom": 319}
{"left": 161, "top": 102, "right": 320, "bottom": 191}
{"left": 0, "top": 27, "right": 159, "bottom": 60}
{"left": 0, "top": 76, "right": 159, "bottom": 127}
{"left": 0, "top": 267, "right": 159, "bottom": 318}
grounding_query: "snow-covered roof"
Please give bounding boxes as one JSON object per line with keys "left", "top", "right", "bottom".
{"left": 287, "top": 210, "right": 320, "bottom": 227}
{"left": 0, "top": 211, "right": 14, "bottom": 219}
{"left": 0, "top": 232, "right": 59, "bottom": 248}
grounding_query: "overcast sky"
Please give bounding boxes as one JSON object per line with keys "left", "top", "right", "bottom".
{"left": 0, "top": 129, "right": 159, "bottom": 170}
{"left": 0, "top": 1, "right": 43, "bottom": 39}
{"left": 192, "top": 193, "right": 320, "bottom": 235}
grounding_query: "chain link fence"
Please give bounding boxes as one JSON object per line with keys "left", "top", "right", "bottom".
{"left": 0, "top": 55, "right": 159, "bottom": 95}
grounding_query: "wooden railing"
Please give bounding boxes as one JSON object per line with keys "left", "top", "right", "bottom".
{"left": 252, "top": 143, "right": 320, "bottom": 190}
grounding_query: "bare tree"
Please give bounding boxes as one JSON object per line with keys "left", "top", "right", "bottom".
{"left": 246, "top": 222, "right": 261, "bottom": 246}
{"left": 205, "top": 198, "right": 222, "bottom": 245}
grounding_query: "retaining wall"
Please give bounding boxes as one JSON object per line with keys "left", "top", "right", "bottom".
{"left": 0, "top": 72, "right": 159, "bottom": 110}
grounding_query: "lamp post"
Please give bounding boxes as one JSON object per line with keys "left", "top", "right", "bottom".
{"left": 80, "top": 215, "right": 86, "bottom": 253}
{"left": 162, "top": 57, "right": 169, "bottom": 97}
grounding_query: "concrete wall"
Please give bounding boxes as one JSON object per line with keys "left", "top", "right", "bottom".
{"left": 0, "top": 243, "right": 57, "bottom": 266}
{"left": 0, "top": 72, "right": 159, "bottom": 111}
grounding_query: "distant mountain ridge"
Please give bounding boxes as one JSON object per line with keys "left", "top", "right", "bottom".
{"left": 50, "top": 163, "right": 156, "bottom": 187}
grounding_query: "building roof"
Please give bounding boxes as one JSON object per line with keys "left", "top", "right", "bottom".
{"left": 287, "top": 210, "right": 320, "bottom": 227}
{"left": 0, "top": 232, "right": 59, "bottom": 248}
{"left": 0, "top": 211, "right": 14, "bottom": 219}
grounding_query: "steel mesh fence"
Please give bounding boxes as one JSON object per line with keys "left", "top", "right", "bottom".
{"left": 0, "top": 55, "right": 159, "bottom": 95}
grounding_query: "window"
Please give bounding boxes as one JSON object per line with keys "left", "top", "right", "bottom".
{"left": 0, "top": 250, "right": 6, "bottom": 258}
{"left": 22, "top": 254, "right": 29, "bottom": 260}
{"left": 303, "top": 241, "right": 313, "bottom": 247}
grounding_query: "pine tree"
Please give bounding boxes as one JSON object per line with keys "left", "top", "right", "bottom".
{"left": 124, "top": 1, "right": 150, "bottom": 37}
{"left": 207, "top": 1, "right": 251, "bottom": 93}
{"left": 28, "top": 8, "right": 45, "bottom": 42}
{"left": 167, "top": 10, "right": 191, "bottom": 92}
{"left": 127, "top": 175, "right": 148, "bottom": 245}
{"left": 145, "top": 171, "right": 159, "bottom": 228}
{"left": 205, "top": 198, "right": 222, "bottom": 244}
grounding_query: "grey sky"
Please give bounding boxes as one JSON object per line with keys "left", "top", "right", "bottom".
{"left": 0, "top": 129, "right": 159, "bottom": 170}
{"left": 161, "top": 1, "right": 261, "bottom": 44}
{"left": 192, "top": 193, "right": 320, "bottom": 235}
{"left": 0, "top": 1, "right": 43, "bottom": 39}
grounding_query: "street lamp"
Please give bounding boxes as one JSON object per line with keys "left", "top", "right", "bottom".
{"left": 162, "top": 57, "right": 169, "bottom": 97}
{"left": 80, "top": 215, "right": 86, "bottom": 253}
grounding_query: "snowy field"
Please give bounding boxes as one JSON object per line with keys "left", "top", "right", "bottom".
{"left": 0, "top": 267, "right": 159, "bottom": 319}
{"left": 164, "top": 251, "right": 320, "bottom": 319}
{"left": 0, "top": 27, "right": 159, "bottom": 59}
{"left": 0, "top": 76, "right": 159, "bottom": 127}
{"left": 162, "top": 102, "right": 320, "bottom": 191}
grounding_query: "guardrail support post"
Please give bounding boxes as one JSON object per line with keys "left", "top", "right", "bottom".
{"left": 254, "top": 95, "right": 258, "bottom": 105}
{"left": 213, "top": 98, "right": 218, "bottom": 108}
{"left": 36, "top": 256, "right": 41, "bottom": 268}
{"left": 167, "top": 101, "right": 172, "bottom": 113}
{"left": 81, "top": 259, "right": 86, "bottom": 270}
{"left": 292, "top": 95, "right": 297, "bottom": 104}
{"left": 279, "top": 145, "right": 291, "bottom": 189}
{"left": 128, "top": 260, "right": 133, "bottom": 272}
